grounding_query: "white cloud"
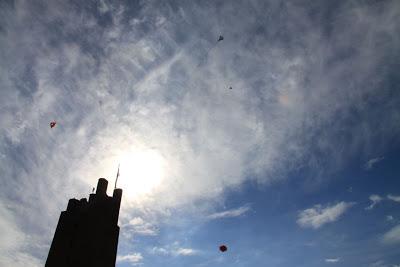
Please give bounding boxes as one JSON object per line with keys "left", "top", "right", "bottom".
{"left": 347, "top": 187, "right": 353, "bottom": 193}
{"left": 369, "top": 260, "right": 390, "bottom": 267}
{"left": 364, "top": 194, "right": 400, "bottom": 210}
{"left": 151, "top": 247, "right": 169, "bottom": 255}
{"left": 98, "top": 0, "right": 110, "bottom": 14}
{"left": 0, "top": 203, "right": 43, "bottom": 267}
{"left": 365, "top": 195, "right": 384, "bottom": 210}
{"left": 117, "top": 253, "right": 143, "bottom": 264}
{"left": 382, "top": 225, "right": 400, "bottom": 245}
{"left": 207, "top": 204, "right": 251, "bottom": 220}
{"left": 325, "top": 258, "right": 340, "bottom": 263}
{"left": 297, "top": 202, "right": 354, "bottom": 229}
{"left": 387, "top": 195, "right": 400, "bottom": 203}
{"left": 364, "top": 157, "right": 384, "bottom": 170}
{"left": 125, "top": 217, "right": 158, "bottom": 236}
{"left": 150, "top": 242, "right": 198, "bottom": 257}
{"left": 175, "top": 248, "right": 197, "bottom": 256}
{"left": 129, "top": 217, "right": 145, "bottom": 225}
{"left": 386, "top": 215, "right": 394, "bottom": 222}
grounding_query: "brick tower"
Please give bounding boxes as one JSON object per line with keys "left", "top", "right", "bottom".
{"left": 45, "top": 178, "right": 123, "bottom": 267}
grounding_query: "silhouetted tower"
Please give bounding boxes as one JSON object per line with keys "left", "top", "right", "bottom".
{"left": 46, "top": 178, "right": 123, "bottom": 267}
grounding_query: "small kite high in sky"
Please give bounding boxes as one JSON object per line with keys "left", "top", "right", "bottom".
{"left": 229, "top": 86, "right": 232, "bottom": 90}
{"left": 219, "top": 245, "right": 227, "bottom": 252}
{"left": 50, "top": 121, "right": 56, "bottom": 128}
{"left": 197, "top": 34, "right": 225, "bottom": 67}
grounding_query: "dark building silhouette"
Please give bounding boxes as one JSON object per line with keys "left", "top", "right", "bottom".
{"left": 46, "top": 178, "right": 123, "bottom": 267}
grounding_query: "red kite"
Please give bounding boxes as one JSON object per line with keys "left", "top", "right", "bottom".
{"left": 219, "top": 245, "right": 227, "bottom": 252}
{"left": 50, "top": 121, "right": 56, "bottom": 128}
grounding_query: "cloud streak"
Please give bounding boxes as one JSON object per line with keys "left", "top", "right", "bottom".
{"left": 387, "top": 195, "right": 400, "bottom": 203}
{"left": 365, "top": 195, "right": 384, "bottom": 210}
{"left": 125, "top": 217, "right": 158, "bottom": 236}
{"left": 297, "top": 202, "right": 354, "bottom": 229}
{"left": 382, "top": 225, "right": 400, "bottom": 245}
{"left": 207, "top": 204, "right": 251, "bottom": 220}
{"left": 117, "top": 253, "right": 143, "bottom": 264}
{"left": 325, "top": 258, "right": 340, "bottom": 263}
{"left": 150, "top": 242, "right": 198, "bottom": 257}
{"left": 364, "top": 157, "right": 384, "bottom": 170}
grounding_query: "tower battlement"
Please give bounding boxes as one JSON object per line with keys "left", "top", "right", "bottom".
{"left": 46, "top": 178, "right": 123, "bottom": 267}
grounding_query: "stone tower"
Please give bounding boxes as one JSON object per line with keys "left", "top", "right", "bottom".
{"left": 45, "top": 178, "right": 123, "bottom": 267}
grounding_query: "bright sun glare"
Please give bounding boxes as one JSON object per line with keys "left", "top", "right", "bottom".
{"left": 116, "top": 149, "right": 166, "bottom": 198}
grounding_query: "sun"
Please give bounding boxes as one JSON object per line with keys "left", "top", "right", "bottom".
{"left": 116, "top": 148, "right": 166, "bottom": 198}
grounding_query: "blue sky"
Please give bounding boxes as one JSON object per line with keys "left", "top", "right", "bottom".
{"left": 1, "top": 0, "right": 400, "bottom": 266}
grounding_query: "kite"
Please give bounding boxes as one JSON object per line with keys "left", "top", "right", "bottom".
{"left": 219, "top": 245, "right": 227, "bottom": 252}
{"left": 197, "top": 35, "right": 225, "bottom": 67}
{"left": 50, "top": 121, "right": 57, "bottom": 128}
{"left": 229, "top": 86, "right": 232, "bottom": 90}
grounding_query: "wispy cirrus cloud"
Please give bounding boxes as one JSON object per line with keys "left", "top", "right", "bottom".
{"left": 0, "top": 203, "right": 42, "bottom": 267}
{"left": 150, "top": 242, "right": 198, "bottom": 257}
{"left": 175, "top": 248, "right": 198, "bottom": 256}
{"left": 207, "top": 204, "right": 251, "bottom": 220}
{"left": 387, "top": 195, "right": 400, "bottom": 203}
{"left": 382, "top": 225, "right": 400, "bottom": 245}
{"left": 369, "top": 260, "right": 389, "bottom": 267}
{"left": 297, "top": 202, "right": 354, "bottom": 229}
{"left": 325, "top": 258, "right": 340, "bottom": 263}
{"left": 363, "top": 194, "right": 400, "bottom": 211}
{"left": 124, "top": 217, "right": 158, "bottom": 236}
{"left": 365, "top": 195, "right": 384, "bottom": 210}
{"left": 364, "top": 157, "right": 384, "bottom": 170}
{"left": 117, "top": 253, "right": 143, "bottom": 265}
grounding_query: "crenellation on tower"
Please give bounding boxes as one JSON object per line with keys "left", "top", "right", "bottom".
{"left": 45, "top": 178, "right": 123, "bottom": 267}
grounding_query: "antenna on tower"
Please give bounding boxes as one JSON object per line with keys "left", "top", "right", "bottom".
{"left": 114, "top": 164, "right": 120, "bottom": 190}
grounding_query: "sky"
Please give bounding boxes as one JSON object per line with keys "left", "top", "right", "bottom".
{"left": 0, "top": 0, "right": 400, "bottom": 266}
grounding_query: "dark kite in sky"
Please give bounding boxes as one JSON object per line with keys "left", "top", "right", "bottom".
{"left": 219, "top": 245, "right": 227, "bottom": 252}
